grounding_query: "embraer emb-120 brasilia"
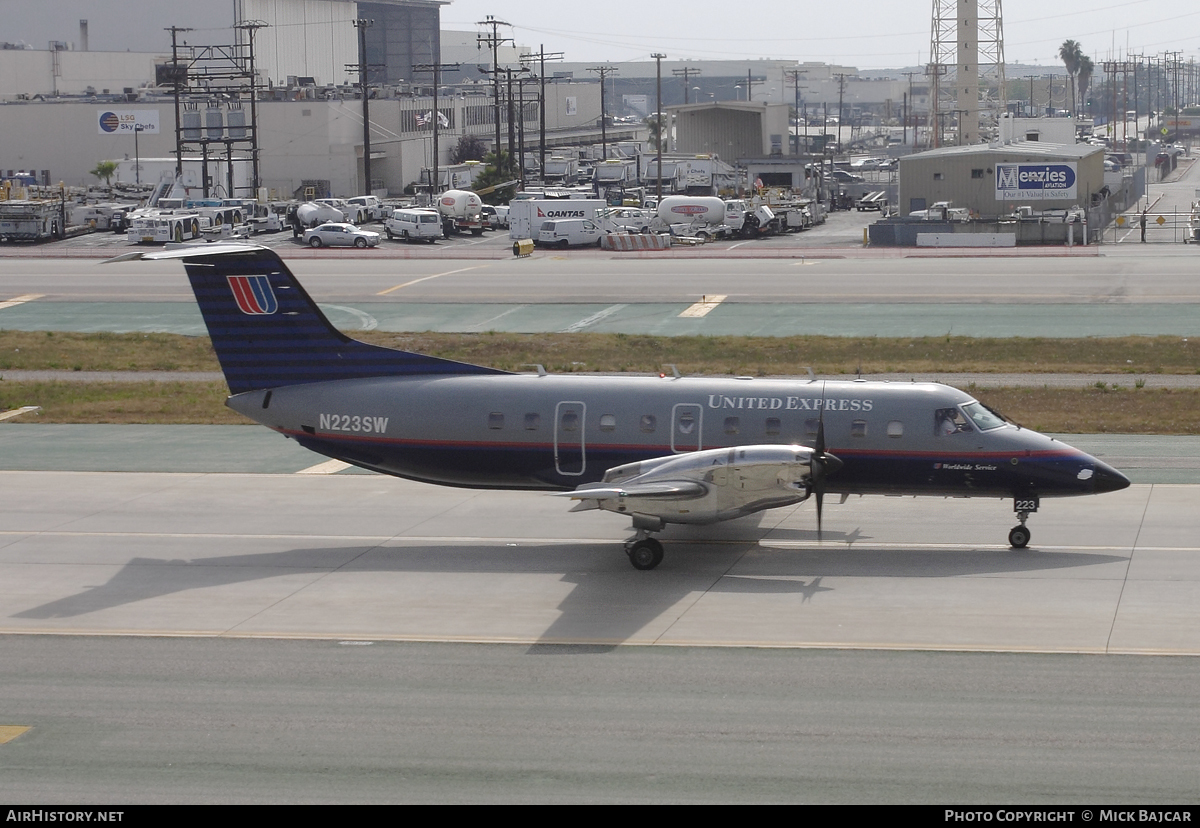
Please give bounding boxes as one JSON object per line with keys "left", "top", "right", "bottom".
{"left": 117, "top": 244, "right": 1130, "bottom": 570}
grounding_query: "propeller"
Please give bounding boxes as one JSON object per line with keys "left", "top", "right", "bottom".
{"left": 808, "top": 383, "right": 844, "bottom": 542}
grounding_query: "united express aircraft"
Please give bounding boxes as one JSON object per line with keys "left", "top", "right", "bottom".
{"left": 116, "top": 244, "right": 1130, "bottom": 570}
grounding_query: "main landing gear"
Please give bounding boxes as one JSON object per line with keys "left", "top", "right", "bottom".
{"left": 625, "top": 530, "right": 664, "bottom": 570}
{"left": 1009, "top": 495, "right": 1039, "bottom": 549}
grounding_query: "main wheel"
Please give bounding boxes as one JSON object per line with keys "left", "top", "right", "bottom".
{"left": 308, "top": 236, "right": 322, "bottom": 247}
{"left": 628, "top": 538, "right": 664, "bottom": 571}
{"left": 640, "top": 225, "right": 651, "bottom": 234}
{"left": 1008, "top": 525, "right": 1031, "bottom": 549}
{"left": 386, "top": 228, "right": 394, "bottom": 240}
{"left": 355, "top": 237, "right": 367, "bottom": 248}
{"left": 559, "top": 239, "right": 569, "bottom": 249}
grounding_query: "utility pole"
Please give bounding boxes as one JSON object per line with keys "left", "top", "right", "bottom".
{"left": 166, "top": 26, "right": 193, "bottom": 179}
{"left": 835, "top": 73, "right": 847, "bottom": 152}
{"left": 234, "top": 20, "right": 265, "bottom": 193}
{"left": 673, "top": 66, "right": 701, "bottom": 105}
{"left": 353, "top": 18, "right": 374, "bottom": 196}
{"left": 901, "top": 71, "right": 920, "bottom": 145}
{"left": 746, "top": 69, "right": 760, "bottom": 102}
{"left": 476, "top": 16, "right": 512, "bottom": 160}
{"left": 785, "top": 69, "right": 806, "bottom": 155}
{"left": 521, "top": 45, "right": 563, "bottom": 185}
{"left": 588, "top": 65, "right": 618, "bottom": 160}
{"left": 412, "top": 60, "right": 461, "bottom": 200}
{"left": 652, "top": 53, "right": 665, "bottom": 201}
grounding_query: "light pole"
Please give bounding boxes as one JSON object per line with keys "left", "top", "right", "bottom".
{"left": 133, "top": 124, "right": 144, "bottom": 185}
{"left": 651, "top": 53, "right": 666, "bottom": 203}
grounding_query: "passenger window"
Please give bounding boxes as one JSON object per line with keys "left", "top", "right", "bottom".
{"left": 599, "top": 414, "right": 617, "bottom": 432}
{"left": 724, "top": 416, "right": 740, "bottom": 435}
{"left": 561, "top": 411, "right": 579, "bottom": 432}
{"left": 524, "top": 413, "right": 540, "bottom": 431}
{"left": 804, "top": 418, "right": 820, "bottom": 437}
{"left": 640, "top": 414, "right": 657, "bottom": 433}
{"left": 887, "top": 421, "right": 904, "bottom": 438}
{"left": 677, "top": 412, "right": 696, "bottom": 434}
{"left": 850, "top": 420, "right": 867, "bottom": 438}
{"left": 488, "top": 412, "right": 504, "bottom": 430}
{"left": 765, "top": 417, "right": 781, "bottom": 436}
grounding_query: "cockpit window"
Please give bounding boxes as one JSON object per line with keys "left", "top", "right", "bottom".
{"left": 934, "top": 407, "right": 972, "bottom": 436}
{"left": 961, "top": 401, "right": 1007, "bottom": 431}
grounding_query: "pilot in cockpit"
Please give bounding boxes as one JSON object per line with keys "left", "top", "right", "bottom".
{"left": 935, "top": 407, "right": 972, "bottom": 436}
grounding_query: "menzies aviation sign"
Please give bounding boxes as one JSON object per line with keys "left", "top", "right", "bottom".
{"left": 995, "top": 162, "right": 1077, "bottom": 201}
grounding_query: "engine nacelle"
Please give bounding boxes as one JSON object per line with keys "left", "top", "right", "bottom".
{"left": 593, "top": 445, "right": 818, "bottom": 526}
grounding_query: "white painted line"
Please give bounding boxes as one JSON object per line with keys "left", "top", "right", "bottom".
{"left": 467, "top": 305, "right": 528, "bottom": 330}
{"left": 560, "top": 304, "right": 628, "bottom": 333}
{"left": 678, "top": 295, "right": 727, "bottom": 318}
{"left": 0, "top": 294, "right": 44, "bottom": 311}
{"left": 296, "top": 459, "right": 352, "bottom": 475}
{"left": 0, "top": 406, "right": 41, "bottom": 422}
{"left": 322, "top": 305, "right": 378, "bottom": 331}
{"left": 377, "top": 265, "right": 488, "bottom": 295}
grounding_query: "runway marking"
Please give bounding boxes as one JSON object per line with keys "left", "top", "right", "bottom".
{"left": 678, "top": 295, "right": 727, "bottom": 318}
{"left": 0, "top": 529, "right": 1194, "bottom": 553}
{"left": 0, "top": 406, "right": 41, "bottom": 422}
{"left": 377, "top": 265, "right": 488, "bottom": 295}
{"left": 0, "top": 294, "right": 44, "bottom": 310}
{"left": 560, "top": 304, "right": 628, "bottom": 332}
{"left": 321, "top": 305, "right": 378, "bottom": 331}
{"left": 0, "top": 726, "right": 31, "bottom": 744}
{"left": 466, "top": 305, "right": 528, "bottom": 330}
{"left": 4, "top": 628, "right": 1199, "bottom": 656}
{"left": 295, "top": 459, "right": 352, "bottom": 475}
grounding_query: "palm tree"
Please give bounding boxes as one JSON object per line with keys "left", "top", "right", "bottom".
{"left": 1077, "top": 55, "right": 1095, "bottom": 118}
{"left": 1059, "top": 40, "right": 1083, "bottom": 114}
{"left": 90, "top": 160, "right": 117, "bottom": 187}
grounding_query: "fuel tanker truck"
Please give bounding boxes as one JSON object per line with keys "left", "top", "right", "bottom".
{"left": 654, "top": 196, "right": 731, "bottom": 239}
{"left": 436, "top": 189, "right": 486, "bottom": 236}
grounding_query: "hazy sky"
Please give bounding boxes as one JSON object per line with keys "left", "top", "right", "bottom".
{"left": 443, "top": 0, "right": 1200, "bottom": 68}
{"left": 2, "top": 0, "right": 1197, "bottom": 70}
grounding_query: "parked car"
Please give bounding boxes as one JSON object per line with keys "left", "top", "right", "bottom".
{"left": 384, "top": 209, "right": 442, "bottom": 243}
{"left": 303, "top": 222, "right": 381, "bottom": 248}
{"left": 826, "top": 169, "right": 866, "bottom": 184}
{"left": 535, "top": 218, "right": 602, "bottom": 248}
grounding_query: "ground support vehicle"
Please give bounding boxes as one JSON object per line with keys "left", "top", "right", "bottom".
{"left": 508, "top": 199, "right": 605, "bottom": 240}
{"left": 0, "top": 200, "right": 61, "bottom": 242}
{"left": 347, "top": 195, "right": 383, "bottom": 222}
{"left": 385, "top": 209, "right": 442, "bottom": 243}
{"left": 126, "top": 212, "right": 203, "bottom": 244}
{"left": 535, "top": 218, "right": 602, "bottom": 248}
{"left": 437, "top": 190, "right": 486, "bottom": 236}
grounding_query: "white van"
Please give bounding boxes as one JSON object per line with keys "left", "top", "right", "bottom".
{"left": 385, "top": 209, "right": 443, "bottom": 243}
{"left": 535, "top": 218, "right": 602, "bottom": 248}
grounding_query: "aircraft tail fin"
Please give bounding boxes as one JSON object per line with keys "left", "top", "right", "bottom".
{"left": 134, "top": 245, "right": 505, "bottom": 393}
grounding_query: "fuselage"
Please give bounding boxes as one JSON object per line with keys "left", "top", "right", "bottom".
{"left": 229, "top": 374, "right": 1127, "bottom": 500}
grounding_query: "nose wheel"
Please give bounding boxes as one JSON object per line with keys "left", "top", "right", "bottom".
{"left": 625, "top": 534, "right": 664, "bottom": 570}
{"left": 1009, "top": 498, "right": 1037, "bottom": 549}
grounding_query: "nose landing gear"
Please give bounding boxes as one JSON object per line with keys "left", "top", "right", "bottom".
{"left": 1009, "top": 495, "right": 1039, "bottom": 549}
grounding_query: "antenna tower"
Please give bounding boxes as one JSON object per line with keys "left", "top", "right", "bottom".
{"left": 928, "top": 0, "right": 1006, "bottom": 146}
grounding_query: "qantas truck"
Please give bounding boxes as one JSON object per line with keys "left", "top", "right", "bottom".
{"left": 508, "top": 198, "right": 605, "bottom": 240}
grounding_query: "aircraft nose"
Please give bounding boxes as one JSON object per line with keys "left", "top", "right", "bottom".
{"left": 1092, "top": 459, "right": 1131, "bottom": 493}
